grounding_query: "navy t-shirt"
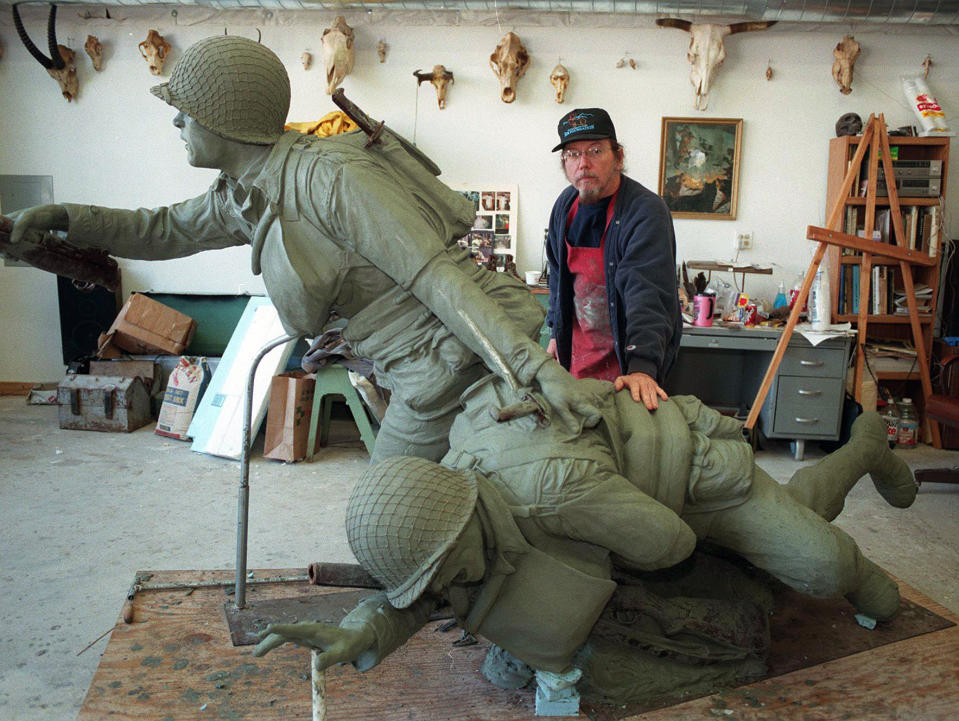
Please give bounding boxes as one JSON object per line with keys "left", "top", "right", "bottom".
{"left": 567, "top": 195, "right": 612, "bottom": 248}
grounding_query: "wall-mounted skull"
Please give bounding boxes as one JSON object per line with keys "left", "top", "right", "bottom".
{"left": 549, "top": 64, "right": 569, "bottom": 104}
{"left": 322, "top": 16, "right": 355, "bottom": 95}
{"left": 377, "top": 40, "right": 388, "bottom": 63}
{"left": 414, "top": 65, "right": 454, "bottom": 109}
{"left": 656, "top": 18, "right": 776, "bottom": 111}
{"left": 832, "top": 35, "right": 861, "bottom": 95}
{"left": 48, "top": 45, "right": 78, "bottom": 101}
{"left": 84, "top": 35, "right": 103, "bottom": 71}
{"left": 12, "top": 4, "right": 78, "bottom": 102}
{"left": 139, "top": 30, "right": 171, "bottom": 76}
{"left": 301, "top": 51, "right": 313, "bottom": 70}
{"left": 489, "top": 32, "right": 529, "bottom": 104}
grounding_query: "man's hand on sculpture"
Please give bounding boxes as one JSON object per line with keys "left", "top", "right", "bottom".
{"left": 614, "top": 372, "right": 668, "bottom": 411}
{"left": 8, "top": 204, "right": 70, "bottom": 245}
{"left": 535, "top": 361, "right": 603, "bottom": 429}
{"left": 253, "top": 622, "right": 376, "bottom": 669}
{"left": 546, "top": 337, "right": 559, "bottom": 361}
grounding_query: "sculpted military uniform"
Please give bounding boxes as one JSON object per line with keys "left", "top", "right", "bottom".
{"left": 63, "top": 127, "right": 546, "bottom": 461}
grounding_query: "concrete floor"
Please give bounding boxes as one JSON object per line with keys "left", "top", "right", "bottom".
{"left": 1, "top": 395, "right": 958, "bottom": 721}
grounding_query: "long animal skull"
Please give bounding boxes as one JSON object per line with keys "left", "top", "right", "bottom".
{"left": 139, "top": 30, "right": 170, "bottom": 76}
{"left": 549, "top": 64, "right": 569, "bottom": 104}
{"left": 832, "top": 35, "right": 861, "bottom": 95}
{"left": 322, "top": 16, "right": 355, "bottom": 95}
{"left": 12, "top": 4, "right": 78, "bottom": 101}
{"left": 84, "top": 35, "right": 103, "bottom": 71}
{"left": 489, "top": 32, "right": 529, "bottom": 104}
{"left": 656, "top": 18, "right": 776, "bottom": 111}
{"left": 414, "top": 65, "right": 454, "bottom": 109}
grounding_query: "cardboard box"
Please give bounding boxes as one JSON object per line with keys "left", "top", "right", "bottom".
{"left": 97, "top": 293, "right": 197, "bottom": 357}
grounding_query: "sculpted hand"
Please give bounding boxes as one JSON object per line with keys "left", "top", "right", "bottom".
{"left": 535, "top": 361, "right": 603, "bottom": 429}
{"left": 253, "top": 621, "right": 376, "bottom": 670}
{"left": 614, "top": 372, "right": 668, "bottom": 410}
{"left": 8, "top": 204, "right": 70, "bottom": 245}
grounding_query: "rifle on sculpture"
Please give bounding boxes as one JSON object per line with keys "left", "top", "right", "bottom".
{"left": 0, "top": 214, "right": 120, "bottom": 291}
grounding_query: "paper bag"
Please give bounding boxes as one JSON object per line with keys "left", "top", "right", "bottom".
{"left": 263, "top": 371, "right": 315, "bottom": 462}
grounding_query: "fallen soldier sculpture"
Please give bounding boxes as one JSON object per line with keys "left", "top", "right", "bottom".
{"left": 255, "top": 375, "right": 917, "bottom": 710}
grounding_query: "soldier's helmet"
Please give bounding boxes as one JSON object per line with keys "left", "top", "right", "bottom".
{"left": 151, "top": 35, "right": 290, "bottom": 145}
{"left": 347, "top": 456, "right": 478, "bottom": 609}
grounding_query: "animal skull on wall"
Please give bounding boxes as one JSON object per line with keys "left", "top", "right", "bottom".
{"left": 85, "top": 35, "right": 103, "bottom": 71}
{"left": 322, "top": 16, "right": 354, "bottom": 95}
{"left": 12, "top": 4, "right": 78, "bottom": 101}
{"left": 832, "top": 35, "right": 861, "bottom": 95}
{"left": 549, "top": 64, "right": 569, "bottom": 104}
{"left": 489, "top": 32, "right": 529, "bottom": 104}
{"left": 656, "top": 18, "right": 776, "bottom": 111}
{"left": 414, "top": 65, "right": 454, "bottom": 109}
{"left": 301, "top": 51, "right": 313, "bottom": 70}
{"left": 139, "top": 30, "right": 171, "bottom": 76}
{"left": 377, "top": 40, "right": 388, "bottom": 63}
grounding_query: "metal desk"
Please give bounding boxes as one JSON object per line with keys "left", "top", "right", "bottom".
{"left": 666, "top": 325, "right": 853, "bottom": 459}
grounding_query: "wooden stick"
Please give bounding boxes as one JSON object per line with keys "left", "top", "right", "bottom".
{"left": 311, "top": 649, "right": 327, "bottom": 721}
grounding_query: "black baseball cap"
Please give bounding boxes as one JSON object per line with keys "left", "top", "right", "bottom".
{"left": 552, "top": 108, "right": 617, "bottom": 152}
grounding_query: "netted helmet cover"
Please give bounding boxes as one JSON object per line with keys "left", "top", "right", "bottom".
{"left": 150, "top": 36, "right": 290, "bottom": 145}
{"left": 347, "top": 457, "right": 478, "bottom": 608}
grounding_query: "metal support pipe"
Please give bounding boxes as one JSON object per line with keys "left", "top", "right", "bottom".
{"left": 234, "top": 333, "right": 300, "bottom": 609}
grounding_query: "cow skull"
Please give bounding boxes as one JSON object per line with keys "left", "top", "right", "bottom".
{"left": 322, "top": 16, "right": 354, "bottom": 95}
{"left": 549, "top": 64, "right": 569, "bottom": 104}
{"left": 414, "top": 65, "right": 454, "bottom": 109}
{"left": 489, "top": 32, "right": 529, "bottom": 104}
{"left": 139, "top": 30, "right": 171, "bottom": 76}
{"left": 832, "top": 35, "right": 861, "bottom": 95}
{"left": 656, "top": 18, "right": 776, "bottom": 111}
{"left": 12, "top": 4, "right": 78, "bottom": 101}
{"left": 85, "top": 35, "right": 103, "bottom": 71}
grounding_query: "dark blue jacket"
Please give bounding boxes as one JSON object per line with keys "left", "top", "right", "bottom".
{"left": 546, "top": 175, "right": 682, "bottom": 382}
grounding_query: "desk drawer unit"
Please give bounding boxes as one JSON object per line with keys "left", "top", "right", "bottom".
{"left": 772, "top": 376, "right": 844, "bottom": 437}
{"left": 778, "top": 348, "right": 847, "bottom": 378}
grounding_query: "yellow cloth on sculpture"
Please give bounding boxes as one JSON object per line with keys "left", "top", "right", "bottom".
{"left": 285, "top": 111, "right": 358, "bottom": 137}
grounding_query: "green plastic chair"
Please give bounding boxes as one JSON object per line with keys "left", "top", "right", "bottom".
{"left": 306, "top": 365, "right": 377, "bottom": 458}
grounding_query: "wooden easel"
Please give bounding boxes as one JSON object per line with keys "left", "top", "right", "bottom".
{"left": 745, "top": 114, "right": 942, "bottom": 448}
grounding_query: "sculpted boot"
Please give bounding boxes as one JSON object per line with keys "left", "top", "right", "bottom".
{"left": 784, "top": 411, "right": 917, "bottom": 521}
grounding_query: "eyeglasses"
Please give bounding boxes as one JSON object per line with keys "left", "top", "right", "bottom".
{"left": 562, "top": 146, "right": 608, "bottom": 162}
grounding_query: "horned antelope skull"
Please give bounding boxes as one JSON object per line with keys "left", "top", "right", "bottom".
{"left": 490, "top": 32, "right": 529, "bottom": 104}
{"left": 84, "top": 35, "right": 103, "bottom": 71}
{"left": 139, "top": 30, "right": 170, "bottom": 76}
{"left": 322, "top": 16, "right": 354, "bottom": 95}
{"left": 549, "top": 64, "right": 569, "bottom": 104}
{"left": 656, "top": 18, "right": 776, "bottom": 111}
{"left": 414, "top": 65, "right": 454, "bottom": 109}
{"left": 13, "top": 4, "right": 78, "bottom": 101}
{"left": 832, "top": 35, "right": 861, "bottom": 95}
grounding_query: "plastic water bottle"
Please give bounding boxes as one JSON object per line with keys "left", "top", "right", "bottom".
{"left": 773, "top": 281, "right": 788, "bottom": 309}
{"left": 880, "top": 400, "right": 900, "bottom": 448}
{"left": 808, "top": 270, "right": 831, "bottom": 330}
{"left": 897, "top": 398, "right": 919, "bottom": 447}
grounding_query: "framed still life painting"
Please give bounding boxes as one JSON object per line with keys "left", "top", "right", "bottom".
{"left": 658, "top": 117, "right": 743, "bottom": 220}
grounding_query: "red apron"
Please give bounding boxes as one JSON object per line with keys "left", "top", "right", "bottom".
{"left": 565, "top": 193, "right": 619, "bottom": 382}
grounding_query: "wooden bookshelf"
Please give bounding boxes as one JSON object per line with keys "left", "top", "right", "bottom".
{"left": 826, "top": 134, "right": 949, "bottom": 382}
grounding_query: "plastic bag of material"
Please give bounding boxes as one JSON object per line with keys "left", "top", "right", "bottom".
{"left": 902, "top": 75, "right": 955, "bottom": 137}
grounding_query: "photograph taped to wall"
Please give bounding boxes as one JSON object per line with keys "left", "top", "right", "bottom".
{"left": 453, "top": 184, "right": 518, "bottom": 260}
{"left": 658, "top": 118, "right": 743, "bottom": 220}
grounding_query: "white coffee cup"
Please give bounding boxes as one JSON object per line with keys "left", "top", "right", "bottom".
{"left": 525, "top": 271, "right": 541, "bottom": 286}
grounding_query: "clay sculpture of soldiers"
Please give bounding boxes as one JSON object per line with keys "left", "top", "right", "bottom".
{"left": 4, "top": 35, "right": 603, "bottom": 464}
{"left": 255, "top": 373, "right": 917, "bottom": 706}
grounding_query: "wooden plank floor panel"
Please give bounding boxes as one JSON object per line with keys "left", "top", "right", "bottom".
{"left": 78, "top": 570, "right": 959, "bottom": 721}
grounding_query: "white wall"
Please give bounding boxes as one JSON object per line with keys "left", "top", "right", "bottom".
{"left": 1, "top": 7, "right": 957, "bottom": 381}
